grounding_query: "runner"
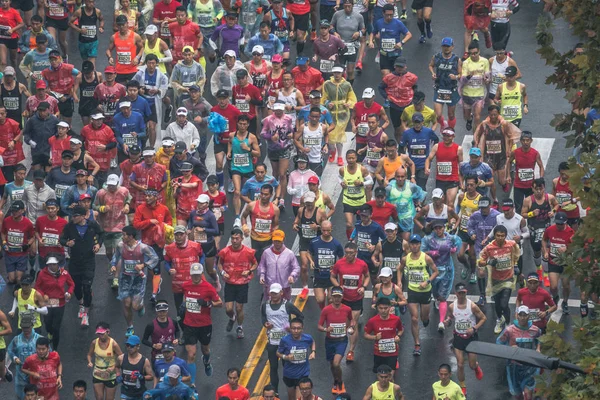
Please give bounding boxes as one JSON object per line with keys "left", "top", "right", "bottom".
{"left": 311, "top": 19, "right": 345, "bottom": 81}
{"left": 187, "top": 0, "right": 223, "bottom": 64}
{"left": 138, "top": 25, "right": 172, "bottom": 74}
{"left": 215, "top": 368, "right": 250, "bottom": 400}
{"left": 209, "top": 13, "right": 244, "bottom": 59}
{"left": 69, "top": 0, "right": 105, "bottom": 66}
{"left": 400, "top": 91, "right": 438, "bottom": 132}
{"left": 141, "top": 300, "right": 180, "bottom": 364}
{"left": 0, "top": 68, "right": 30, "bottom": 128}
{"left": 425, "top": 127, "right": 462, "bottom": 207}
{"left": 187, "top": 195, "right": 219, "bottom": 288}
{"left": 106, "top": 15, "right": 143, "bottom": 84}
{"left": 0, "top": 306, "right": 13, "bottom": 383}
{"left": 24, "top": 81, "right": 59, "bottom": 120}
{"left": 330, "top": 0, "right": 364, "bottom": 84}
{"left": 264, "top": 0, "right": 292, "bottom": 64}
{"left": 115, "top": 335, "right": 154, "bottom": 400}
{"left": 552, "top": 161, "right": 580, "bottom": 231}
{"left": 41, "top": 50, "right": 79, "bottom": 125}
{"left": 428, "top": 37, "right": 462, "bottom": 131}
{"left": 151, "top": 342, "right": 189, "bottom": 385}
{"left": 413, "top": 188, "right": 459, "bottom": 234}
{"left": 495, "top": 66, "right": 528, "bottom": 127}
{"left": 294, "top": 107, "right": 328, "bottom": 177}
{"left": 241, "top": 184, "right": 280, "bottom": 263}
{"left": 47, "top": 121, "right": 71, "bottom": 168}
{"left": 488, "top": 44, "right": 520, "bottom": 103}
{"left": 340, "top": 149, "right": 371, "bottom": 239}
{"left": 6, "top": 314, "right": 42, "bottom": 399}
{"left": 490, "top": 0, "right": 520, "bottom": 50}
{"left": 515, "top": 272, "right": 557, "bottom": 334}
{"left": 308, "top": 220, "right": 344, "bottom": 309}
{"left": 367, "top": 187, "right": 399, "bottom": 230}
{"left": 153, "top": 0, "right": 182, "bottom": 49}
{"left": 371, "top": 223, "right": 407, "bottom": 287}
{"left": 240, "top": 163, "right": 281, "bottom": 215}
{"left": 460, "top": 41, "right": 490, "bottom": 132}
{"left": 218, "top": 228, "right": 258, "bottom": 339}
{"left": 385, "top": 166, "right": 426, "bottom": 242}
{"left": 463, "top": 0, "right": 492, "bottom": 58}
{"left": 351, "top": 203, "right": 385, "bottom": 285}
{"left": 379, "top": 58, "right": 417, "bottom": 143}
{"left": 44, "top": 0, "right": 70, "bottom": 59}
{"left": 21, "top": 337, "right": 62, "bottom": 400}
{"left": 293, "top": 192, "right": 326, "bottom": 288}
{"left": 359, "top": 114, "right": 387, "bottom": 198}
{"left": 168, "top": 6, "right": 203, "bottom": 67}
{"left": 364, "top": 297, "right": 404, "bottom": 378}
{"left": 86, "top": 322, "right": 122, "bottom": 400}
{"left": 287, "top": 153, "right": 318, "bottom": 216}
{"left": 352, "top": 88, "right": 389, "bottom": 163}
{"left": 371, "top": 266, "right": 407, "bottom": 317}
{"left": 374, "top": 140, "right": 414, "bottom": 188}
{"left": 2, "top": 200, "right": 35, "bottom": 284}
{"left": 506, "top": 131, "right": 544, "bottom": 213}
{"left": 431, "top": 364, "right": 465, "bottom": 400}
{"left": 276, "top": 318, "right": 316, "bottom": 400}
{"left": 204, "top": 175, "right": 227, "bottom": 248}
{"left": 443, "top": 283, "right": 486, "bottom": 396}
{"left": 9, "top": 275, "right": 45, "bottom": 333}
{"left": 244, "top": 45, "right": 271, "bottom": 105}
{"left": 458, "top": 147, "right": 494, "bottom": 196}
{"left": 399, "top": 234, "right": 438, "bottom": 356}
{"left": 286, "top": 0, "right": 310, "bottom": 56}
{"left": 363, "top": 365, "right": 404, "bottom": 399}
{"left": 211, "top": 88, "right": 241, "bottom": 192}
{"left": 244, "top": 24, "right": 284, "bottom": 62}
{"left": 291, "top": 58, "right": 325, "bottom": 105}
{"left": 80, "top": 113, "right": 118, "bottom": 188}
{"left": 307, "top": 176, "right": 336, "bottom": 219}
{"left": 93, "top": 66, "right": 126, "bottom": 125}
{"left": 330, "top": 242, "right": 369, "bottom": 363}
{"left": 370, "top": 4, "right": 412, "bottom": 77}
{"left": 46, "top": 151, "right": 77, "bottom": 213}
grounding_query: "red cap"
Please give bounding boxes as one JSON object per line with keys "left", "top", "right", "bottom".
{"left": 104, "top": 66, "right": 116, "bottom": 74}
{"left": 35, "top": 80, "right": 47, "bottom": 89}
{"left": 79, "top": 193, "right": 92, "bottom": 200}
{"left": 272, "top": 54, "right": 283, "bottom": 63}
{"left": 308, "top": 176, "right": 320, "bottom": 185}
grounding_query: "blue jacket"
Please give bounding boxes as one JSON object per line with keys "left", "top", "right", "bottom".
{"left": 143, "top": 376, "right": 195, "bottom": 400}
{"left": 112, "top": 111, "right": 147, "bottom": 150}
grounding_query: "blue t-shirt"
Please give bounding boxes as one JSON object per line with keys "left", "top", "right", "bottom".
{"left": 351, "top": 221, "right": 386, "bottom": 264}
{"left": 154, "top": 357, "right": 190, "bottom": 380}
{"left": 309, "top": 237, "right": 344, "bottom": 279}
{"left": 118, "top": 96, "right": 151, "bottom": 119}
{"left": 278, "top": 333, "right": 314, "bottom": 379}
{"left": 459, "top": 161, "right": 493, "bottom": 195}
{"left": 4, "top": 180, "right": 32, "bottom": 208}
{"left": 112, "top": 111, "right": 147, "bottom": 150}
{"left": 400, "top": 127, "right": 439, "bottom": 169}
{"left": 297, "top": 105, "right": 334, "bottom": 125}
{"left": 241, "top": 175, "right": 280, "bottom": 201}
{"left": 372, "top": 19, "right": 409, "bottom": 55}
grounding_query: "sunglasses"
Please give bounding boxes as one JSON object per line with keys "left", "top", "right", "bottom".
{"left": 469, "top": 51, "right": 479, "bottom": 55}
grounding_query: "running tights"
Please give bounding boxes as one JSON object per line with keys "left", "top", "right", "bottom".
{"left": 72, "top": 274, "right": 93, "bottom": 308}
{"left": 493, "top": 288, "right": 512, "bottom": 322}
{"left": 267, "top": 343, "right": 280, "bottom": 393}
{"left": 44, "top": 307, "right": 65, "bottom": 349}
{"left": 491, "top": 21, "right": 511, "bottom": 50}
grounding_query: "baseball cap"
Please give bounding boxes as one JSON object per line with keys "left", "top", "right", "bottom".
{"left": 46, "top": 198, "right": 59, "bottom": 207}
{"left": 11, "top": 200, "right": 25, "bottom": 211}
{"left": 432, "top": 188, "right": 444, "bottom": 199}
{"left": 469, "top": 147, "right": 482, "bottom": 157}
{"left": 37, "top": 101, "right": 50, "bottom": 110}
{"left": 527, "top": 272, "right": 539, "bottom": 282}
{"left": 188, "top": 84, "right": 200, "bottom": 92}
{"left": 144, "top": 25, "right": 158, "bottom": 35}
{"left": 36, "top": 34, "right": 47, "bottom": 43}
{"left": 174, "top": 225, "right": 187, "bottom": 234}
{"left": 252, "top": 45, "right": 264, "bottom": 54}
{"left": 303, "top": 191, "right": 316, "bottom": 203}
{"left": 505, "top": 66, "right": 518, "bottom": 77}
{"left": 196, "top": 194, "right": 210, "bottom": 203}
{"left": 70, "top": 138, "right": 83, "bottom": 146}
{"left": 161, "top": 343, "right": 175, "bottom": 352}
{"left": 269, "top": 283, "right": 283, "bottom": 293}
{"left": 555, "top": 211, "right": 568, "bottom": 224}
{"left": 75, "top": 169, "right": 88, "bottom": 176}
{"left": 174, "top": 141, "right": 187, "bottom": 153}
{"left": 384, "top": 222, "right": 397, "bottom": 231}
{"left": 394, "top": 57, "right": 407, "bottom": 67}
{"left": 378, "top": 267, "right": 393, "bottom": 278}
{"left": 190, "top": 263, "right": 204, "bottom": 275}
{"left": 206, "top": 175, "right": 219, "bottom": 185}
{"left": 502, "top": 198, "right": 514, "bottom": 211}
{"left": 20, "top": 314, "right": 34, "bottom": 328}
{"left": 182, "top": 45, "right": 194, "bottom": 53}
{"left": 431, "top": 219, "right": 446, "bottom": 229}
{"left": 441, "top": 37, "right": 454, "bottom": 46}
{"left": 272, "top": 54, "right": 283, "bottom": 63}
{"left": 62, "top": 150, "right": 74, "bottom": 158}
{"left": 71, "top": 205, "right": 87, "bottom": 216}
{"left": 46, "top": 256, "right": 59, "bottom": 264}
{"left": 331, "top": 286, "right": 344, "bottom": 296}
{"left": 308, "top": 176, "right": 319, "bottom": 185}
{"left": 412, "top": 112, "right": 424, "bottom": 122}
{"left": 223, "top": 50, "right": 236, "bottom": 58}
{"left": 155, "top": 302, "right": 169, "bottom": 311}
{"left": 478, "top": 196, "right": 491, "bottom": 208}
{"left": 374, "top": 187, "right": 387, "bottom": 198}
{"left": 79, "top": 193, "right": 92, "bottom": 201}
{"left": 91, "top": 113, "right": 104, "bottom": 120}
{"left": 3, "top": 66, "right": 15, "bottom": 76}
{"left": 362, "top": 88, "right": 375, "bottom": 98}
{"left": 116, "top": 15, "right": 128, "bottom": 25}
{"left": 119, "top": 101, "right": 131, "bottom": 109}
{"left": 216, "top": 89, "right": 229, "bottom": 98}
{"left": 33, "top": 169, "right": 46, "bottom": 180}
{"left": 455, "top": 282, "right": 468, "bottom": 292}
{"left": 107, "top": 174, "right": 120, "bottom": 186}
{"left": 129, "top": 145, "right": 141, "bottom": 154}
{"left": 95, "top": 326, "right": 109, "bottom": 334}
{"left": 126, "top": 334, "right": 141, "bottom": 346}
{"left": 320, "top": 19, "right": 331, "bottom": 27}
{"left": 176, "top": 107, "right": 188, "bottom": 116}
{"left": 331, "top": 66, "right": 344, "bottom": 73}
{"left": 167, "top": 365, "right": 181, "bottom": 379}
{"left": 297, "top": 56, "right": 309, "bottom": 66}
{"left": 104, "top": 66, "right": 116, "bottom": 74}
{"left": 409, "top": 234, "right": 422, "bottom": 243}
{"left": 35, "top": 80, "right": 47, "bottom": 89}
{"left": 82, "top": 60, "right": 94, "bottom": 73}
{"left": 272, "top": 229, "right": 285, "bottom": 241}
{"left": 517, "top": 305, "right": 530, "bottom": 315}
{"left": 21, "top": 276, "right": 34, "bottom": 286}
{"left": 180, "top": 162, "right": 193, "bottom": 171}
{"left": 309, "top": 90, "right": 322, "bottom": 99}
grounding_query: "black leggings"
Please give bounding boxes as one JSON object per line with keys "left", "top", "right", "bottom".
{"left": 174, "top": 292, "right": 185, "bottom": 331}
{"left": 493, "top": 288, "right": 512, "bottom": 322}
{"left": 267, "top": 343, "right": 281, "bottom": 392}
{"left": 72, "top": 273, "right": 94, "bottom": 308}
{"left": 44, "top": 306, "right": 65, "bottom": 349}
{"left": 513, "top": 187, "right": 533, "bottom": 217}
{"left": 491, "top": 21, "right": 511, "bottom": 50}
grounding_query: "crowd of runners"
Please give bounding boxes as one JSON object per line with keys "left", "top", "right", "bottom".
{"left": 0, "top": 0, "right": 593, "bottom": 399}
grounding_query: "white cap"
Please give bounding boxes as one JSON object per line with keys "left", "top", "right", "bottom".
{"left": 223, "top": 50, "right": 236, "bottom": 58}
{"left": 269, "top": 283, "right": 283, "bottom": 293}
{"left": 144, "top": 24, "right": 158, "bottom": 35}
{"left": 142, "top": 149, "right": 155, "bottom": 156}
{"left": 196, "top": 194, "right": 210, "bottom": 203}
{"left": 70, "top": 137, "right": 82, "bottom": 145}
{"left": 166, "top": 365, "right": 181, "bottom": 378}
{"left": 190, "top": 263, "right": 204, "bottom": 275}
{"left": 106, "top": 174, "right": 119, "bottom": 186}
{"left": 517, "top": 305, "right": 530, "bottom": 314}
{"left": 176, "top": 107, "right": 188, "bottom": 116}
{"left": 432, "top": 188, "right": 444, "bottom": 199}
{"left": 303, "top": 191, "right": 316, "bottom": 203}
{"left": 384, "top": 222, "right": 397, "bottom": 231}
{"left": 252, "top": 45, "right": 264, "bottom": 54}
{"left": 272, "top": 102, "right": 285, "bottom": 111}
{"left": 91, "top": 113, "right": 104, "bottom": 120}
{"left": 331, "top": 66, "right": 344, "bottom": 73}
{"left": 378, "top": 267, "right": 393, "bottom": 277}
{"left": 46, "top": 257, "right": 60, "bottom": 264}
{"left": 362, "top": 88, "right": 375, "bottom": 98}
{"left": 119, "top": 101, "right": 131, "bottom": 108}
{"left": 162, "top": 138, "right": 175, "bottom": 146}
{"left": 57, "top": 121, "right": 70, "bottom": 128}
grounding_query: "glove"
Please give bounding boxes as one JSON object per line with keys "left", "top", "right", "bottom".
{"left": 29, "top": 140, "right": 37, "bottom": 149}
{"left": 488, "top": 258, "right": 498, "bottom": 267}
{"left": 116, "top": 375, "right": 124, "bottom": 384}
{"left": 450, "top": 247, "right": 457, "bottom": 254}
{"left": 197, "top": 298, "right": 210, "bottom": 307}
{"left": 514, "top": 265, "right": 520, "bottom": 276}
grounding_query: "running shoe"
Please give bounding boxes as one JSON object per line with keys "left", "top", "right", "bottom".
{"left": 507, "top": 51, "right": 514, "bottom": 58}
{"left": 438, "top": 322, "right": 445, "bottom": 333}
{"left": 411, "top": 8, "right": 416, "bottom": 14}
{"left": 150, "top": 294, "right": 157, "bottom": 306}
{"left": 469, "top": 273, "right": 477, "bottom": 284}
{"left": 233, "top": 217, "right": 242, "bottom": 229}
{"left": 78, "top": 305, "right": 85, "bottom": 319}
{"left": 331, "top": 382, "right": 346, "bottom": 394}
{"left": 156, "top": 278, "right": 163, "bottom": 294}
{"left": 400, "top": 305, "right": 407, "bottom": 314}
{"left": 494, "top": 316, "right": 505, "bottom": 334}
{"left": 543, "top": 275, "right": 550, "bottom": 287}
{"left": 375, "top": 53, "right": 380, "bottom": 64}
{"left": 5, "top": 368, "right": 13, "bottom": 382}
{"left": 236, "top": 326, "right": 244, "bottom": 339}
{"left": 383, "top": 99, "right": 390, "bottom": 108}
{"left": 413, "top": 345, "right": 421, "bottom": 356}
{"left": 419, "top": 35, "right": 426, "bottom": 44}
{"left": 227, "top": 181, "right": 234, "bottom": 193}
{"left": 111, "top": 278, "right": 119, "bottom": 289}
{"left": 81, "top": 313, "right": 89, "bottom": 327}
{"left": 472, "top": 32, "right": 479, "bottom": 42}
{"left": 461, "top": 267, "right": 469, "bottom": 280}
{"left": 476, "top": 295, "right": 486, "bottom": 307}
{"left": 461, "top": 386, "right": 467, "bottom": 396}
{"left": 537, "top": 269, "right": 544, "bottom": 282}
{"left": 426, "top": 24, "right": 433, "bottom": 39}
{"left": 47, "top": 333, "right": 53, "bottom": 341}
{"left": 466, "top": 118, "right": 473, "bottom": 131}
{"left": 345, "top": 350, "right": 355, "bottom": 363}
{"left": 423, "top": 319, "right": 430, "bottom": 328}
{"left": 502, "top": 183, "right": 510, "bottom": 193}
{"left": 278, "top": 198, "right": 285, "bottom": 212}
{"left": 126, "top": 327, "right": 135, "bottom": 337}
{"left": 138, "top": 306, "right": 145, "bottom": 317}
{"left": 337, "top": 157, "right": 343, "bottom": 166}
{"left": 400, "top": 11, "right": 407, "bottom": 20}
{"left": 475, "top": 365, "right": 484, "bottom": 380}
{"left": 328, "top": 151, "right": 336, "bottom": 163}
{"left": 226, "top": 319, "right": 235, "bottom": 332}
{"left": 433, "top": 300, "right": 439, "bottom": 310}
{"left": 204, "top": 362, "right": 213, "bottom": 377}
{"left": 310, "top": 30, "right": 317, "bottom": 41}
{"left": 355, "top": 61, "right": 363, "bottom": 73}
{"left": 562, "top": 300, "right": 570, "bottom": 314}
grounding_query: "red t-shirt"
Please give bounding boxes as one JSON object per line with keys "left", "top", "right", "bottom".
{"left": 48, "top": 135, "right": 72, "bottom": 168}
{"left": 331, "top": 257, "right": 369, "bottom": 302}
{"left": 2, "top": 216, "right": 34, "bottom": 256}
{"left": 233, "top": 84, "right": 263, "bottom": 120}
{"left": 211, "top": 104, "right": 241, "bottom": 143}
{"left": 35, "top": 215, "right": 68, "bottom": 258}
{"left": 23, "top": 352, "right": 61, "bottom": 400}
{"left": 0, "top": 8, "right": 23, "bottom": 38}
{"left": 216, "top": 384, "right": 250, "bottom": 400}
{"left": 516, "top": 287, "right": 555, "bottom": 329}
{"left": 318, "top": 304, "right": 353, "bottom": 339}
{"left": 354, "top": 101, "right": 383, "bottom": 144}
{"left": 367, "top": 200, "right": 398, "bottom": 229}
{"left": 218, "top": 245, "right": 257, "bottom": 285}
{"left": 164, "top": 240, "right": 204, "bottom": 293}
{"left": 182, "top": 279, "right": 220, "bottom": 327}
{"left": 153, "top": 0, "right": 182, "bottom": 39}
{"left": 169, "top": 20, "right": 201, "bottom": 63}
{"left": 364, "top": 314, "right": 403, "bottom": 357}
{"left": 205, "top": 190, "right": 227, "bottom": 223}
{"left": 286, "top": 0, "right": 310, "bottom": 16}
{"left": 542, "top": 224, "right": 574, "bottom": 265}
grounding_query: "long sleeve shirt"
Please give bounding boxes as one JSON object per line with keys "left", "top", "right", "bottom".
{"left": 112, "top": 111, "right": 148, "bottom": 150}
{"left": 467, "top": 209, "right": 501, "bottom": 254}
{"left": 165, "top": 121, "right": 200, "bottom": 150}
{"left": 258, "top": 246, "right": 300, "bottom": 289}
{"left": 23, "top": 113, "right": 59, "bottom": 157}
{"left": 22, "top": 184, "right": 56, "bottom": 223}
{"left": 34, "top": 267, "right": 75, "bottom": 307}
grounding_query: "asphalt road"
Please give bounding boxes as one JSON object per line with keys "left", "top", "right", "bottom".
{"left": 0, "top": 1, "right": 582, "bottom": 399}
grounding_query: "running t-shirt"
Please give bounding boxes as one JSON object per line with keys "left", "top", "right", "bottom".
{"left": 364, "top": 314, "right": 403, "bottom": 357}
{"left": 277, "top": 333, "right": 314, "bottom": 379}
{"left": 431, "top": 380, "right": 466, "bottom": 400}
{"left": 516, "top": 287, "right": 555, "bottom": 329}
{"left": 35, "top": 215, "right": 68, "bottom": 258}
{"left": 2, "top": 216, "right": 34, "bottom": 256}
{"left": 331, "top": 258, "right": 369, "bottom": 302}
{"left": 215, "top": 383, "right": 250, "bottom": 400}
{"left": 367, "top": 200, "right": 398, "bottom": 229}
{"left": 372, "top": 19, "right": 409, "bottom": 55}
{"left": 318, "top": 304, "right": 353, "bottom": 339}
{"left": 461, "top": 58, "right": 490, "bottom": 98}
{"left": 542, "top": 225, "right": 574, "bottom": 266}
{"left": 182, "top": 280, "right": 220, "bottom": 327}
{"left": 309, "top": 237, "right": 344, "bottom": 279}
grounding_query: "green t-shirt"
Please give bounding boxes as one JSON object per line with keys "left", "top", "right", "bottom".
{"left": 432, "top": 380, "right": 466, "bottom": 400}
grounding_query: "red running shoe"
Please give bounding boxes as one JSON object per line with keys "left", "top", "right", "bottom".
{"left": 337, "top": 157, "right": 344, "bottom": 166}
{"left": 475, "top": 365, "right": 484, "bottom": 380}
{"left": 461, "top": 386, "right": 467, "bottom": 396}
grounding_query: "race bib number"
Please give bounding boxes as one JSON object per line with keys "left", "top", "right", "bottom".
{"left": 83, "top": 89, "right": 94, "bottom": 97}
{"left": 517, "top": 168, "right": 534, "bottom": 182}
{"left": 32, "top": 71, "right": 43, "bottom": 81}
{"left": 502, "top": 105, "right": 520, "bottom": 119}
{"left": 534, "top": 228, "right": 544, "bottom": 242}
{"left": 275, "top": 30, "right": 289, "bottom": 40}
{"left": 123, "top": 260, "right": 138, "bottom": 275}
{"left": 197, "top": 14, "right": 213, "bottom": 26}
{"left": 0, "top": 25, "right": 10, "bottom": 39}
{"left": 550, "top": 243, "right": 564, "bottom": 258}
{"left": 293, "top": 0, "right": 304, "bottom": 3}
{"left": 318, "top": 254, "right": 335, "bottom": 269}
{"left": 55, "top": 184, "right": 69, "bottom": 198}
{"left": 437, "top": 161, "right": 452, "bottom": 176}
{"left": 377, "top": 338, "right": 396, "bottom": 353}
{"left": 344, "top": 42, "right": 356, "bottom": 55}
{"left": 486, "top": 140, "right": 502, "bottom": 154}
{"left": 3, "top": 97, "right": 18, "bottom": 110}
{"left": 301, "top": 224, "right": 317, "bottom": 239}
{"left": 436, "top": 88, "right": 453, "bottom": 103}
{"left": 410, "top": 144, "right": 426, "bottom": 158}
{"left": 320, "top": 60, "right": 334, "bottom": 73}
{"left": 342, "top": 274, "right": 359, "bottom": 289}
{"left": 492, "top": 74, "right": 504, "bottom": 85}
{"left": 185, "top": 296, "right": 201, "bottom": 313}
{"left": 455, "top": 320, "right": 472, "bottom": 332}
{"left": 556, "top": 192, "right": 571, "bottom": 205}
{"left": 528, "top": 308, "right": 540, "bottom": 322}
{"left": 233, "top": 153, "right": 250, "bottom": 167}
{"left": 381, "top": 38, "right": 396, "bottom": 52}
{"left": 194, "top": 229, "right": 208, "bottom": 243}
{"left": 117, "top": 52, "right": 132, "bottom": 64}
{"left": 236, "top": 100, "right": 250, "bottom": 113}
{"left": 330, "top": 323, "right": 346, "bottom": 338}
{"left": 357, "top": 232, "right": 370, "bottom": 252}
{"left": 8, "top": 231, "right": 24, "bottom": 247}
{"left": 42, "top": 233, "right": 60, "bottom": 246}
{"left": 242, "top": 12, "right": 257, "bottom": 26}
{"left": 47, "top": 298, "right": 60, "bottom": 308}
{"left": 255, "top": 218, "right": 272, "bottom": 233}
{"left": 269, "top": 329, "right": 286, "bottom": 342}
{"left": 495, "top": 255, "right": 512, "bottom": 270}
{"left": 408, "top": 270, "right": 424, "bottom": 284}
{"left": 290, "top": 348, "right": 307, "bottom": 362}
{"left": 81, "top": 25, "right": 96, "bottom": 38}
{"left": 161, "top": 24, "right": 170, "bottom": 36}
{"left": 93, "top": 368, "right": 112, "bottom": 380}
{"left": 122, "top": 134, "right": 137, "bottom": 146}
{"left": 304, "top": 136, "right": 321, "bottom": 146}
{"left": 366, "top": 149, "right": 380, "bottom": 160}
{"left": 357, "top": 123, "right": 368, "bottom": 136}
{"left": 383, "top": 257, "right": 401, "bottom": 271}
{"left": 346, "top": 185, "right": 362, "bottom": 195}
{"left": 459, "top": 214, "right": 470, "bottom": 230}
{"left": 49, "top": 6, "right": 64, "bottom": 17}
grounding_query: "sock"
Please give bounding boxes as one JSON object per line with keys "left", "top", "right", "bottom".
{"left": 297, "top": 41, "right": 305, "bottom": 55}
{"left": 202, "top": 353, "right": 211, "bottom": 365}
{"left": 439, "top": 301, "right": 448, "bottom": 322}
{"left": 477, "top": 277, "right": 486, "bottom": 295}
{"left": 187, "top": 362, "right": 197, "bottom": 385}
{"left": 581, "top": 304, "right": 589, "bottom": 317}
{"left": 437, "top": 115, "right": 446, "bottom": 128}
{"left": 216, "top": 171, "right": 224, "bottom": 188}
{"left": 346, "top": 228, "right": 353, "bottom": 240}
{"left": 448, "top": 117, "right": 456, "bottom": 129}
{"left": 417, "top": 20, "right": 425, "bottom": 35}
{"left": 152, "top": 274, "right": 161, "bottom": 294}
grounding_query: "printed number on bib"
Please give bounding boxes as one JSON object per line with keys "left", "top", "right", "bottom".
{"left": 290, "top": 348, "right": 307, "bottom": 362}
{"left": 233, "top": 153, "right": 250, "bottom": 167}
{"left": 408, "top": 271, "right": 424, "bottom": 284}
{"left": 344, "top": 42, "right": 356, "bottom": 55}
{"left": 378, "top": 338, "right": 396, "bottom": 353}
{"left": 437, "top": 162, "right": 452, "bottom": 176}
{"left": 236, "top": 101, "right": 250, "bottom": 113}
{"left": 320, "top": 60, "right": 334, "bottom": 73}
{"left": 255, "top": 218, "right": 272, "bottom": 233}
{"left": 342, "top": 274, "right": 359, "bottom": 289}
{"left": 42, "top": 233, "right": 60, "bottom": 246}
{"left": 518, "top": 168, "right": 534, "bottom": 182}
{"left": 122, "top": 134, "right": 137, "bottom": 146}
{"left": 47, "top": 298, "right": 60, "bottom": 308}
{"left": 185, "top": 297, "right": 201, "bottom": 313}
{"left": 436, "top": 89, "right": 453, "bottom": 103}
{"left": 381, "top": 38, "right": 396, "bottom": 52}
{"left": 486, "top": 140, "right": 502, "bottom": 154}
{"left": 330, "top": 323, "right": 346, "bottom": 337}
{"left": 269, "top": 329, "right": 286, "bottom": 341}
{"left": 503, "top": 105, "right": 520, "bottom": 119}
{"left": 346, "top": 185, "right": 362, "bottom": 195}
{"left": 528, "top": 308, "right": 540, "bottom": 322}
{"left": 117, "top": 52, "right": 132, "bottom": 64}
{"left": 357, "top": 123, "right": 368, "bottom": 136}
{"left": 194, "top": 229, "right": 208, "bottom": 243}
{"left": 455, "top": 320, "right": 472, "bottom": 331}
{"left": 384, "top": 258, "right": 400, "bottom": 271}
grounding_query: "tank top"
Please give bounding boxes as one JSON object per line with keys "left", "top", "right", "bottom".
{"left": 483, "top": 122, "right": 506, "bottom": 157}
{"left": 114, "top": 31, "right": 138, "bottom": 75}
{"left": 151, "top": 318, "right": 176, "bottom": 360}
{"left": 299, "top": 206, "right": 319, "bottom": 241}
{"left": 120, "top": 353, "right": 147, "bottom": 397}
{"left": 93, "top": 338, "right": 117, "bottom": 381}
{"left": 554, "top": 179, "right": 579, "bottom": 219}
{"left": 78, "top": 6, "right": 98, "bottom": 43}
{"left": 1, "top": 83, "right": 22, "bottom": 123}
{"left": 144, "top": 39, "right": 167, "bottom": 73}
{"left": 364, "top": 129, "right": 385, "bottom": 168}
{"left": 434, "top": 52, "right": 459, "bottom": 90}
{"left": 370, "top": 382, "right": 395, "bottom": 400}
{"left": 490, "top": 56, "right": 509, "bottom": 95}
{"left": 303, "top": 123, "right": 324, "bottom": 163}
{"left": 248, "top": 60, "right": 269, "bottom": 90}
{"left": 121, "top": 241, "right": 144, "bottom": 276}
{"left": 266, "top": 301, "right": 289, "bottom": 345}
{"left": 192, "top": 0, "right": 217, "bottom": 28}
{"left": 277, "top": 88, "right": 298, "bottom": 125}
{"left": 405, "top": 252, "right": 430, "bottom": 292}
{"left": 382, "top": 156, "right": 403, "bottom": 180}
{"left": 527, "top": 193, "right": 551, "bottom": 231}
{"left": 376, "top": 284, "right": 401, "bottom": 315}
{"left": 453, "top": 299, "right": 477, "bottom": 337}
{"left": 499, "top": 82, "right": 522, "bottom": 122}
{"left": 513, "top": 147, "right": 538, "bottom": 189}
{"left": 314, "top": 192, "right": 325, "bottom": 211}
{"left": 17, "top": 289, "right": 42, "bottom": 329}
{"left": 342, "top": 166, "right": 366, "bottom": 206}
{"left": 382, "top": 238, "right": 403, "bottom": 273}
{"left": 251, "top": 201, "right": 276, "bottom": 241}
{"left": 354, "top": 101, "right": 382, "bottom": 144}
{"left": 46, "top": 0, "right": 68, "bottom": 20}
{"left": 72, "top": 150, "right": 87, "bottom": 171}
{"left": 231, "top": 132, "right": 253, "bottom": 174}
{"left": 459, "top": 192, "right": 481, "bottom": 232}
{"left": 426, "top": 203, "right": 449, "bottom": 224}
{"left": 117, "top": 8, "right": 137, "bottom": 31}
{"left": 79, "top": 73, "right": 99, "bottom": 114}
{"left": 270, "top": 9, "right": 290, "bottom": 43}
{"left": 435, "top": 142, "right": 460, "bottom": 182}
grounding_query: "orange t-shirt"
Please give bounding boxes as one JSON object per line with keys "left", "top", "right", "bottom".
{"left": 215, "top": 384, "right": 250, "bottom": 400}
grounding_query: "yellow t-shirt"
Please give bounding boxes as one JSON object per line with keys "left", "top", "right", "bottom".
{"left": 432, "top": 380, "right": 466, "bottom": 400}
{"left": 461, "top": 58, "right": 490, "bottom": 98}
{"left": 401, "top": 105, "right": 437, "bottom": 129}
